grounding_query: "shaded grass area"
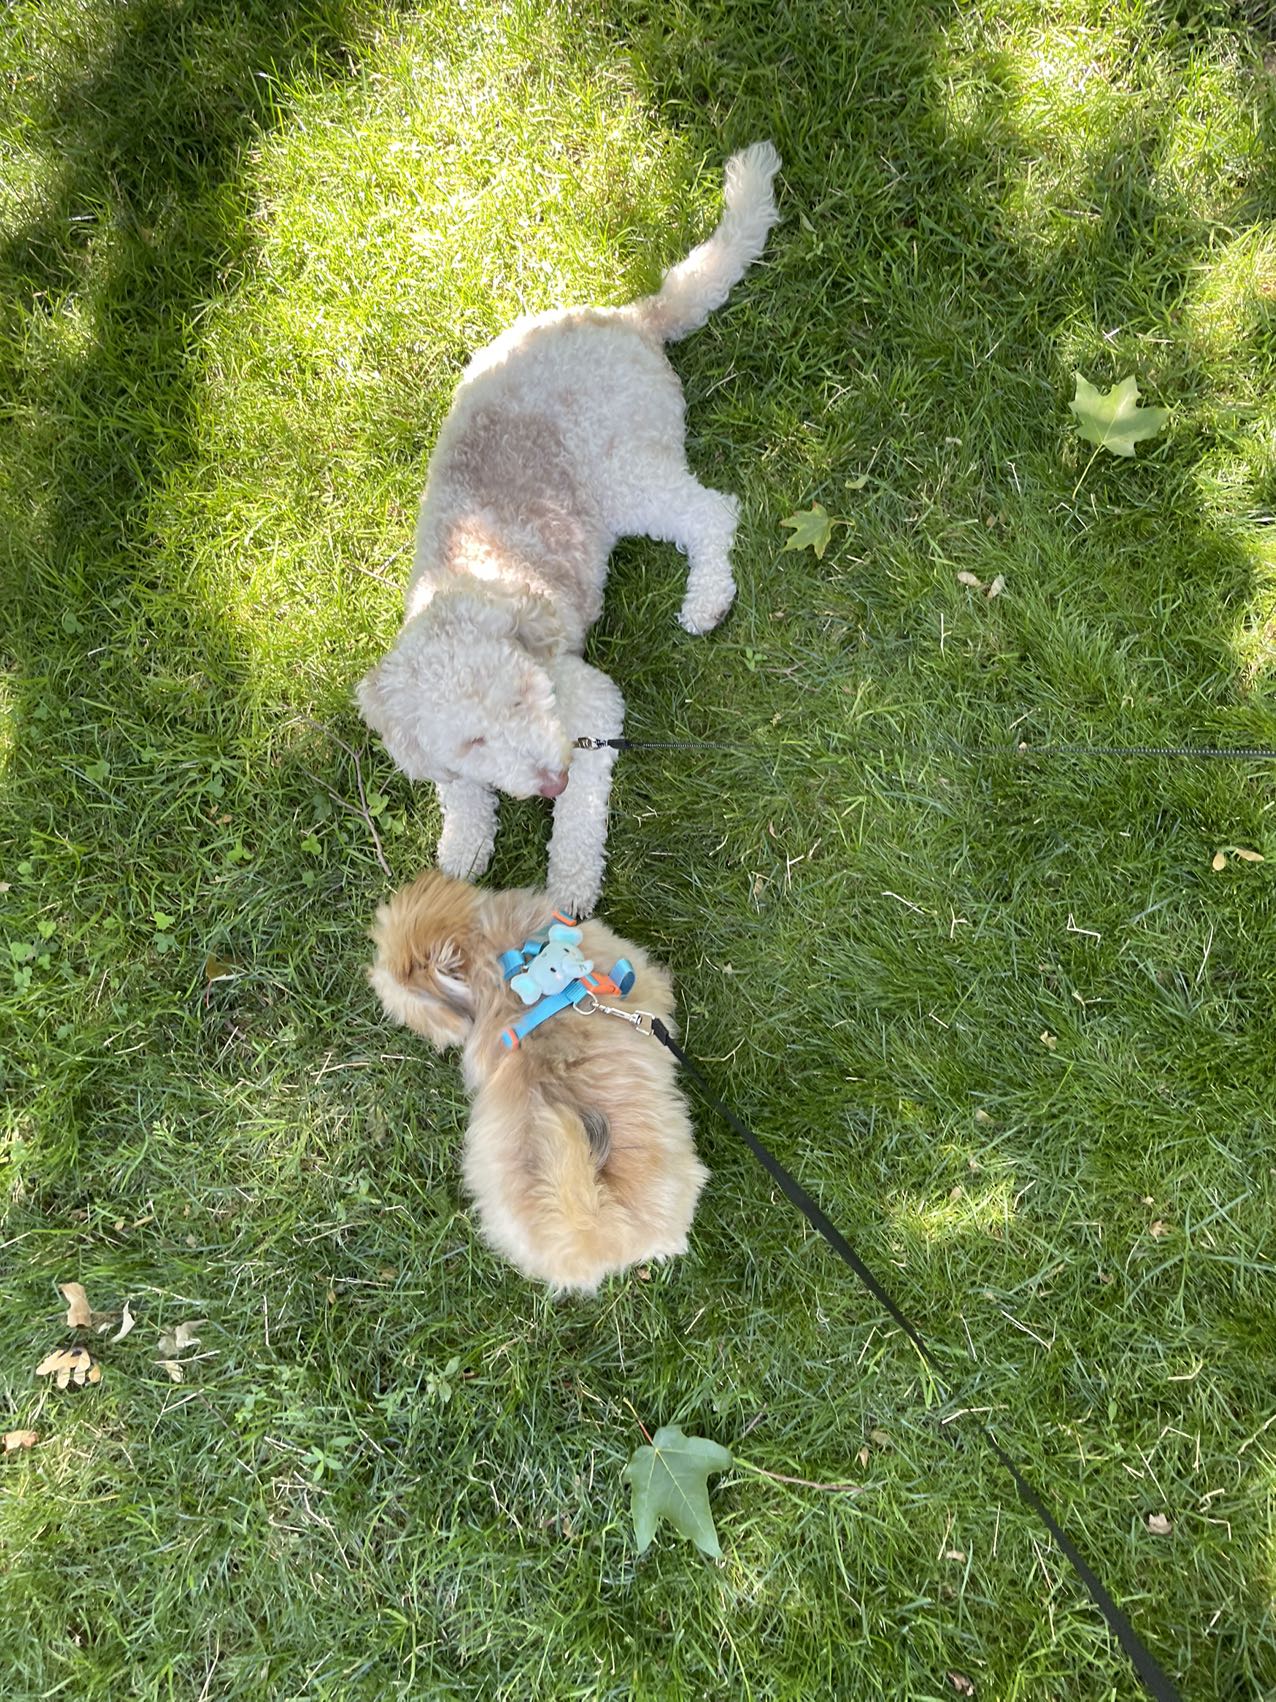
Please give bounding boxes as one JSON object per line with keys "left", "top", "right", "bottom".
{"left": 1, "top": 0, "right": 1275, "bottom": 1696}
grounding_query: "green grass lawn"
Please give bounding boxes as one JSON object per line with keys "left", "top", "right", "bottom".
{"left": 3, "top": 0, "right": 1275, "bottom": 1695}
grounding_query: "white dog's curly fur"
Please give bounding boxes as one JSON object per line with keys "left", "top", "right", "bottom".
{"left": 368, "top": 869, "right": 708, "bottom": 1293}
{"left": 356, "top": 142, "right": 782, "bottom": 917}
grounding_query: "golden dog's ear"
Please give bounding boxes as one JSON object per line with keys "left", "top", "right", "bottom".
{"left": 367, "top": 875, "right": 479, "bottom": 1050}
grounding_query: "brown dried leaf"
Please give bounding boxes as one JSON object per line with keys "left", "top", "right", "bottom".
{"left": 1040, "top": 1031, "right": 1057, "bottom": 1050}
{"left": 156, "top": 1320, "right": 205, "bottom": 1358}
{"left": 1145, "top": 1512, "right": 1173, "bottom": 1536}
{"left": 59, "top": 1282, "right": 93, "bottom": 1329}
{"left": 35, "top": 1346, "right": 101, "bottom": 1389}
{"left": 107, "top": 1300, "right": 137, "bottom": 1344}
{"left": 1233, "top": 847, "right": 1264, "bottom": 863}
{"left": 955, "top": 571, "right": 984, "bottom": 589}
{"left": 948, "top": 1673, "right": 976, "bottom": 1695}
{"left": 985, "top": 574, "right": 1006, "bottom": 599}
{"left": 156, "top": 1359, "right": 184, "bottom": 1383}
{"left": 1148, "top": 1220, "right": 1170, "bottom": 1239}
{"left": 857, "top": 1446, "right": 870, "bottom": 1468}
{"left": 4, "top": 1429, "right": 39, "bottom": 1453}
{"left": 1211, "top": 850, "right": 1228, "bottom": 871}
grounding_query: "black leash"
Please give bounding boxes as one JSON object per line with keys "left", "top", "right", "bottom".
{"left": 577, "top": 734, "right": 1276, "bottom": 762}
{"left": 650, "top": 1017, "right": 1183, "bottom": 1702}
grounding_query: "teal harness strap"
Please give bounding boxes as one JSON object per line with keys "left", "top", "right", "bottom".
{"left": 500, "top": 980, "right": 592, "bottom": 1050}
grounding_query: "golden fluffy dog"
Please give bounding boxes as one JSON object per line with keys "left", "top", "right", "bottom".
{"left": 368, "top": 870, "right": 707, "bottom": 1293}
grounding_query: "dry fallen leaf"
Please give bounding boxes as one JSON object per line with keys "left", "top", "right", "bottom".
{"left": 1213, "top": 846, "right": 1264, "bottom": 870}
{"left": 1146, "top": 1512, "right": 1173, "bottom": 1536}
{"left": 956, "top": 571, "right": 984, "bottom": 589}
{"left": 1040, "top": 1031, "right": 1057, "bottom": 1050}
{"left": 1148, "top": 1220, "right": 1170, "bottom": 1239}
{"left": 869, "top": 1428, "right": 891, "bottom": 1448}
{"left": 944, "top": 1548, "right": 967, "bottom": 1562}
{"left": 35, "top": 1346, "right": 101, "bottom": 1389}
{"left": 156, "top": 1360, "right": 184, "bottom": 1383}
{"left": 4, "top": 1429, "right": 39, "bottom": 1453}
{"left": 107, "top": 1300, "right": 136, "bottom": 1344}
{"left": 59, "top": 1282, "right": 93, "bottom": 1329}
{"left": 857, "top": 1445, "right": 871, "bottom": 1468}
{"left": 948, "top": 1673, "right": 976, "bottom": 1696}
{"left": 156, "top": 1320, "right": 205, "bottom": 1358}
{"left": 985, "top": 574, "right": 1006, "bottom": 599}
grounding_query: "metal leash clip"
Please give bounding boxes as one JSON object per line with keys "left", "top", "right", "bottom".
{"left": 574, "top": 992, "right": 657, "bottom": 1036}
{"left": 572, "top": 736, "right": 613, "bottom": 751}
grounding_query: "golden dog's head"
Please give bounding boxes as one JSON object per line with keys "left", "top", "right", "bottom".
{"left": 367, "top": 869, "right": 483, "bottom": 1050}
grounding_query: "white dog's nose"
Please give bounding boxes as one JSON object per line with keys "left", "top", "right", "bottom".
{"left": 537, "top": 769, "right": 569, "bottom": 798}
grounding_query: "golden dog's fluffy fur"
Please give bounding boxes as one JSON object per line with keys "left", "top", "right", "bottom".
{"left": 368, "top": 870, "right": 707, "bottom": 1293}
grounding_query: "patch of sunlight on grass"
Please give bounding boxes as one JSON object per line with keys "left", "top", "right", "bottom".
{"left": 0, "top": 666, "right": 14, "bottom": 776}
{"left": 160, "top": 6, "right": 683, "bottom": 704}
{"left": 935, "top": 11, "right": 1264, "bottom": 268}
{"left": 887, "top": 1176, "right": 1018, "bottom": 1246}
{"left": 1229, "top": 547, "right": 1276, "bottom": 689}
{"left": 1185, "top": 226, "right": 1276, "bottom": 366}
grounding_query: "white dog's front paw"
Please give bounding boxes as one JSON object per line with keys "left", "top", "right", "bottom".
{"left": 437, "top": 833, "right": 494, "bottom": 881}
{"left": 546, "top": 833, "right": 605, "bottom": 920}
{"left": 548, "top": 866, "right": 601, "bottom": 922}
{"left": 436, "top": 781, "right": 497, "bottom": 881}
{"left": 678, "top": 577, "right": 736, "bottom": 635}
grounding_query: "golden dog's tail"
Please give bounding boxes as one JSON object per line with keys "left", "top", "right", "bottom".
{"left": 525, "top": 1096, "right": 625, "bottom": 1289}
{"left": 629, "top": 141, "right": 781, "bottom": 343}
{"left": 461, "top": 1085, "right": 698, "bottom": 1295}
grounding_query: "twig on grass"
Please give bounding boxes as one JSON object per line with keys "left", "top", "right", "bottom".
{"left": 298, "top": 717, "right": 392, "bottom": 878}
{"left": 732, "top": 1458, "right": 865, "bottom": 1495}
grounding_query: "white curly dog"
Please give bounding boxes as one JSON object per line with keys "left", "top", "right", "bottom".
{"left": 356, "top": 141, "right": 781, "bottom": 916}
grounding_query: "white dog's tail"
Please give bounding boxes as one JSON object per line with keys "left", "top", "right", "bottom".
{"left": 629, "top": 141, "right": 781, "bottom": 343}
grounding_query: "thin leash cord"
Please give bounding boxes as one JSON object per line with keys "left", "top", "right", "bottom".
{"left": 651, "top": 1018, "right": 1182, "bottom": 1702}
{"left": 578, "top": 734, "right": 1276, "bottom": 762}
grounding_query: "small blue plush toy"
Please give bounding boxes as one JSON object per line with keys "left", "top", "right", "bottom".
{"left": 509, "top": 923, "right": 594, "bottom": 1006}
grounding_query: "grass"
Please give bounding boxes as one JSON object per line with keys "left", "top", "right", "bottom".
{"left": 2, "top": 0, "right": 1275, "bottom": 1695}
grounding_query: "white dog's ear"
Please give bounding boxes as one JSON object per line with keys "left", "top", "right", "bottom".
{"left": 355, "top": 660, "right": 390, "bottom": 734}
{"left": 508, "top": 594, "right": 563, "bottom": 662}
{"left": 355, "top": 646, "right": 432, "bottom": 780}
{"left": 440, "top": 586, "right": 561, "bottom": 660}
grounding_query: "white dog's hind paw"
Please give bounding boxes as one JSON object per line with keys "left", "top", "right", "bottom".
{"left": 678, "top": 578, "right": 737, "bottom": 635}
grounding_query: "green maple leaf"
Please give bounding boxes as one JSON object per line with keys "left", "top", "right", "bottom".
{"left": 779, "top": 501, "right": 834, "bottom": 558}
{"left": 1069, "top": 373, "right": 1169, "bottom": 458}
{"left": 623, "top": 1425, "right": 733, "bottom": 1557}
